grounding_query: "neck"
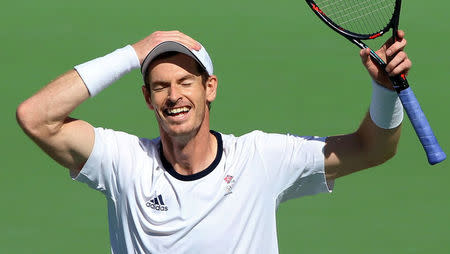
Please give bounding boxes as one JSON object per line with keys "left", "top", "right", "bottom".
{"left": 160, "top": 123, "right": 217, "bottom": 176}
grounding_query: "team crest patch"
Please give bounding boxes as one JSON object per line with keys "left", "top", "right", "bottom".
{"left": 224, "top": 175, "right": 233, "bottom": 184}
{"left": 224, "top": 175, "right": 235, "bottom": 196}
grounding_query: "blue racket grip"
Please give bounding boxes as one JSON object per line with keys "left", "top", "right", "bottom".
{"left": 397, "top": 87, "right": 446, "bottom": 165}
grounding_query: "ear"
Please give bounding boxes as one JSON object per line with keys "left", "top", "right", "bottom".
{"left": 142, "top": 85, "right": 154, "bottom": 110}
{"left": 205, "top": 75, "right": 218, "bottom": 104}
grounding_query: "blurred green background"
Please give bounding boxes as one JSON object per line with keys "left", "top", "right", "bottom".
{"left": 1, "top": 0, "right": 448, "bottom": 253}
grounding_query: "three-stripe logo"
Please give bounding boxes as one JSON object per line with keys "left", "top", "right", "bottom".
{"left": 146, "top": 194, "right": 168, "bottom": 211}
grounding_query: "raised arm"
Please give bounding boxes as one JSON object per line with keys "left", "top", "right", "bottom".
{"left": 324, "top": 30, "right": 412, "bottom": 179}
{"left": 16, "top": 70, "right": 94, "bottom": 172}
{"left": 16, "top": 30, "right": 201, "bottom": 175}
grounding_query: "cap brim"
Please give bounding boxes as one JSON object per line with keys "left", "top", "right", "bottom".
{"left": 141, "top": 41, "right": 206, "bottom": 84}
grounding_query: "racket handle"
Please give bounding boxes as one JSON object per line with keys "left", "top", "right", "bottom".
{"left": 397, "top": 87, "right": 446, "bottom": 165}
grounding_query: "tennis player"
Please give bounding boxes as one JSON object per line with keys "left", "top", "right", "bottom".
{"left": 17, "top": 30, "right": 411, "bottom": 253}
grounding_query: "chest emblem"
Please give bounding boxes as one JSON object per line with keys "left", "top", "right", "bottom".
{"left": 146, "top": 194, "right": 169, "bottom": 211}
{"left": 224, "top": 175, "right": 235, "bottom": 196}
{"left": 224, "top": 175, "right": 233, "bottom": 184}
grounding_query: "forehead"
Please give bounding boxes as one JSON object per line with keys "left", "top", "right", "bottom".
{"left": 147, "top": 53, "right": 201, "bottom": 83}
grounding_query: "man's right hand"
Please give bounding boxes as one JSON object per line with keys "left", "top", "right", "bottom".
{"left": 132, "top": 31, "right": 201, "bottom": 64}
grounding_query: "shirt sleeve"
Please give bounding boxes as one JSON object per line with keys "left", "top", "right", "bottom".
{"left": 70, "top": 127, "right": 140, "bottom": 200}
{"left": 253, "top": 132, "right": 333, "bottom": 204}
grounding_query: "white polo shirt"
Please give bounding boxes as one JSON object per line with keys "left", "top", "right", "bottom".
{"left": 73, "top": 128, "right": 332, "bottom": 254}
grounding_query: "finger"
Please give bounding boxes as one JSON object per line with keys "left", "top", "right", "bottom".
{"left": 381, "top": 36, "right": 394, "bottom": 52}
{"left": 133, "top": 31, "right": 202, "bottom": 63}
{"left": 387, "top": 30, "right": 406, "bottom": 56}
{"left": 174, "top": 36, "right": 201, "bottom": 50}
{"left": 386, "top": 37, "right": 407, "bottom": 57}
{"left": 385, "top": 51, "right": 407, "bottom": 72}
{"left": 359, "top": 48, "right": 371, "bottom": 65}
{"left": 388, "top": 58, "right": 412, "bottom": 76}
{"left": 383, "top": 30, "right": 405, "bottom": 47}
{"left": 360, "top": 48, "right": 387, "bottom": 82}
{"left": 169, "top": 31, "right": 202, "bottom": 50}
{"left": 381, "top": 30, "right": 406, "bottom": 57}
{"left": 152, "top": 31, "right": 201, "bottom": 50}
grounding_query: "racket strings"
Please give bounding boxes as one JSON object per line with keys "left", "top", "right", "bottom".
{"left": 314, "top": 0, "right": 395, "bottom": 35}
{"left": 325, "top": 0, "right": 388, "bottom": 21}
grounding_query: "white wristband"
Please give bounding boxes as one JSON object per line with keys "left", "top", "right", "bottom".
{"left": 369, "top": 80, "right": 404, "bottom": 129}
{"left": 74, "top": 45, "right": 140, "bottom": 97}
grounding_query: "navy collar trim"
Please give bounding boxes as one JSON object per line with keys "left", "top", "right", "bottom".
{"left": 159, "top": 130, "right": 223, "bottom": 181}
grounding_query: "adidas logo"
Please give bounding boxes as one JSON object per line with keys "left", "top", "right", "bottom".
{"left": 146, "top": 194, "right": 169, "bottom": 211}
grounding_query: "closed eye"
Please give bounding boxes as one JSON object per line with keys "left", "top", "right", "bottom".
{"left": 180, "top": 81, "right": 193, "bottom": 87}
{"left": 151, "top": 81, "right": 170, "bottom": 92}
{"left": 178, "top": 74, "right": 197, "bottom": 86}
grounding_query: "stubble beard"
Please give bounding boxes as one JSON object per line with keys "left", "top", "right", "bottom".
{"left": 157, "top": 105, "right": 208, "bottom": 145}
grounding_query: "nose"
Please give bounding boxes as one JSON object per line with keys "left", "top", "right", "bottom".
{"left": 167, "top": 84, "right": 181, "bottom": 104}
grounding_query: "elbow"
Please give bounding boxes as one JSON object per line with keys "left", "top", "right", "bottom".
{"left": 356, "top": 129, "right": 400, "bottom": 168}
{"left": 382, "top": 144, "right": 398, "bottom": 163}
{"left": 16, "top": 100, "right": 37, "bottom": 136}
{"left": 379, "top": 133, "right": 400, "bottom": 163}
{"left": 386, "top": 146, "right": 398, "bottom": 160}
{"left": 376, "top": 148, "right": 397, "bottom": 165}
{"left": 16, "top": 100, "right": 51, "bottom": 139}
{"left": 366, "top": 141, "right": 399, "bottom": 167}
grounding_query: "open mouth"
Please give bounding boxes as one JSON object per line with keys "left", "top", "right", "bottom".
{"left": 164, "top": 106, "right": 191, "bottom": 117}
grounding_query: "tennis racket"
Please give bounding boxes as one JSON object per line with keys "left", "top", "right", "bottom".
{"left": 305, "top": 0, "right": 446, "bottom": 165}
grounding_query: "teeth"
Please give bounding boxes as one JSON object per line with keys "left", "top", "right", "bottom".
{"left": 167, "top": 107, "right": 189, "bottom": 115}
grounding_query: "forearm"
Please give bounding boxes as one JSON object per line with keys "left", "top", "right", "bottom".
{"left": 324, "top": 113, "right": 401, "bottom": 179}
{"left": 324, "top": 81, "right": 403, "bottom": 179}
{"left": 357, "top": 112, "right": 402, "bottom": 164}
{"left": 17, "top": 70, "right": 89, "bottom": 138}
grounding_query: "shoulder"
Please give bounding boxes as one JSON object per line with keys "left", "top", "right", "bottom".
{"left": 93, "top": 127, "right": 160, "bottom": 156}
{"left": 219, "top": 130, "right": 290, "bottom": 159}
{"left": 220, "top": 130, "right": 299, "bottom": 147}
{"left": 221, "top": 130, "right": 273, "bottom": 142}
{"left": 230, "top": 131, "right": 326, "bottom": 159}
{"left": 219, "top": 130, "right": 264, "bottom": 148}
{"left": 234, "top": 130, "right": 318, "bottom": 146}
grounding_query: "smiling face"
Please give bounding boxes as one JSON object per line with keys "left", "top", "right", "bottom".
{"left": 143, "top": 53, "right": 217, "bottom": 140}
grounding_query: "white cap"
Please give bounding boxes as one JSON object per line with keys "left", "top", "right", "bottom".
{"left": 141, "top": 41, "right": 214, "bottom": 85}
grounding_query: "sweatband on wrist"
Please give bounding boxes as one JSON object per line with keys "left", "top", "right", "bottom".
{"left": 74, "top": 45, "right": 140, "bottom": 97}
{"left": 369, "top": 80, "right": 404, "bottom": 129}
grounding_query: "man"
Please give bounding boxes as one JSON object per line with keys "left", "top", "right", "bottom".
{"left": 17, "top": 30, "right": 411, "bottom": 253}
